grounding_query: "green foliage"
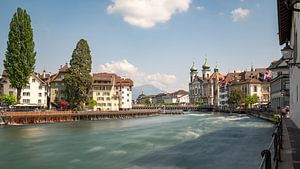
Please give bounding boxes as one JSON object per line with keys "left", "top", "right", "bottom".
{"left": 144, "top": 99, "right": 151, "bottom": 106}
{"left": 88, "top": 99, "right": 97, "bottom": 109}
{"left": 3, "top": 8, "right": 36, "bottom": 103}
{"left": 227, "top": 89, "right": 244, "bottom": 109}
{"left": 195, "top": 100, "right": 203, "bottom": 105}
{"left": 0, "top": 94, "right": 17, "bottom": 106}
{"left": 244, "top": 95, "right": 259, "bottom": 108}
{"left": 65, "top": 39, "right": 92, "bottom": 109}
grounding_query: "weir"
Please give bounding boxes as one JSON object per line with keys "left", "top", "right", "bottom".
{"left": 1, "top": 109, "right": 183, "bottom": 125}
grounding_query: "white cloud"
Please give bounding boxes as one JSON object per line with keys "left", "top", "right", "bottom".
{"left": 106, "top": 0, "right": 192, "bottom": 28}
{"left": 196, "top": 6, "right": 205, "bottom": 11}
{"left": 231, "top": 8, "right": 250, "bottom": 22}
{"left": 98, "top": 59, "right": 177, "bottom": 91}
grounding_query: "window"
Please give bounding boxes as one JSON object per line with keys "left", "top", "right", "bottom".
{"left": 61, "top": 83, "right": 64, "bottom": 86}
{"left": 32, "top": 78, "right": 35, "bottom": 83}
{"left": 55, "top": 90, "right": 58, "bottom": 94}
{"left": 38, "top": 93, "right": 42, "bottom": 97}
{"left": 38, "top": 99, "right": 42, "bottom": 104}
{"left": 24, "top": 85, "right": 30, "bottom": 89}
{"left": 59, "top": 90, "right": 64, "bottom": 94}
{"left": 122, "top": 102, "right": 124, "bottom": 105}
{"left": 9, "top": 91, "right": 13, "bottom": 96}
{"left": 253, "top": 85, "right": 257, "bottom": 92}
{"left": 23, "top": 99, "right": 30, "bottom": 103}
{"left": 39, "top": 86, "right": 43, "bottom": 90}
{"left": 127, "top": 99, "right": 129, "bottom": 102}
{"left": 23, "top": 92, "right": 30, "bottom": 96}
{"left": 106, "top": 97, "right": 110, "bottom": 101}
{"left": 45, "top": 92, "right": 47, "bottom": 96}
{"left": 127, "top": 94, "right": 129, "bottom": 97}
{"left": 9, "top": 85, "right": 13, "bottom": 89}
{"left": 60, "top": 74, "right": 64, "bottom": 79}
{"left": 107, "top": 103, "right": 111, "bottom": 106}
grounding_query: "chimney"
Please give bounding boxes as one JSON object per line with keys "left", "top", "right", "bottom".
{"left": 60, "top": 65, "right": 62, "bottom": 69}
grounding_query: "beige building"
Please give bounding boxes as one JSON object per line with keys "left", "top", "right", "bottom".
{"left": 49, "top": 64, "right": 68, "bottom": 105}
{"left": 228, "top": 68, "right": 270, "bottom": 107}
{"left": 91, "top": 73, "right": 133, "bottom": 111}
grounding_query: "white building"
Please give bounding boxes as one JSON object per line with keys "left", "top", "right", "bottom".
{"left": 0, "top": 72, "right": 48, "bottom": 108}
{"left": 116, "top": 77, "right": 133, "bottom": 110}
{"left": 277, "top": 0, "right": 300, "bottom": 126}
{"left": 267, "top": 57, "right": 289, "bottom": 111}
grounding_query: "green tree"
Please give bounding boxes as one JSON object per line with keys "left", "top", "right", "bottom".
{"left": 65, "top": 39, "right": 92, "bottom": 109}
{"left": 227, "top": 89, "right": 244, "bottom": 110}
{"left": 88, "top": 99, "right": 97, "bottom": 109}
{"left": 0, "top": 94, "right": 17, "bottom": 106}
{"left": 244, "top": 95, "right": 259, "bottom": 109}
{"left": 3, "top": 8, "right": 36, "bottom": 103}
{"left": 144, "top": 99, "right": 151, "bottom": 106}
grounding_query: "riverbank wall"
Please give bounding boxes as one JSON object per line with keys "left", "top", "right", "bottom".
{"left": 0, "top": 109, "right": 183, "bottom": 125}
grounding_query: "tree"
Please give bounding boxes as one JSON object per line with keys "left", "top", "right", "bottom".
{"left": 144, "top": 99, "right": 151, "bottom": 106}
{"left": 65, "top": 39, "right": 92, "bottom": 110}
{"left": 88, "top": 99, "right": 97, "bottom": 109}
{"left": 227, "top": 89, "right": 244, "bottom": 110}
{"left": 0, "top": 94, "right": 17, "bottom": 106}
{"left": 244, "top": 95, "right": 259, "bottom": 109}
{"left": 3, "top": 8, "right": 36, "bottom": 103}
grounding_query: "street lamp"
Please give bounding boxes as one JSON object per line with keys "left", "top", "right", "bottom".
{"left": 281, "top": 42, "right": 293, "bottom": 60}
{"left": 281, "top": 42, "right": 300, "bottom": 68}
{"left": 285, "top": 0, "right": 300, "bottom": 12}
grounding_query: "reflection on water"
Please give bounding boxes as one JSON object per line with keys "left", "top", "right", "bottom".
{"left": 0, "top": 112, "right": 274, "bottom": 169}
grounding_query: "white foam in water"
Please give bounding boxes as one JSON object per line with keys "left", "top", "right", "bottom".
{"left": 188, "top": 113, "right": 211, "bottom": 117}
{"left": 111, "top": 150, "right": 127, "bottom": 155}
{"left": 176, "top": 130, "right": 202, "bottom": 141}
{"left": 86, "top": 146, "right": 105, "bottom": 153}
{"left": 125, "top": 165, "right": 184, "bottom": 169}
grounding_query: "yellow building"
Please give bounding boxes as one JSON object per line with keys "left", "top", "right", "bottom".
{"left": 50, "top": 64, "right": 68, "bottom": 104}
{"left": 92, "top": 73, "right": 119, "bottom": 111}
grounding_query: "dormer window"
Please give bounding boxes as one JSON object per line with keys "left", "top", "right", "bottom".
{"left": 32, "top": 78, "right": 35, "bottom": 83}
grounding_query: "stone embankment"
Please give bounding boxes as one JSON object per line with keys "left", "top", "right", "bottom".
{"left": 0, "top": 109, "right": 183, "bottom": 125}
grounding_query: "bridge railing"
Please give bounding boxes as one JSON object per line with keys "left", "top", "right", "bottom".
{"left": 258, "top": 116, "right": 282, "bottom": 169}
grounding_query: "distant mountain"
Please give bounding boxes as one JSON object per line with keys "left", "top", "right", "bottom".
{"left": 132, "top": 84, "right": 164, "bottom": 100}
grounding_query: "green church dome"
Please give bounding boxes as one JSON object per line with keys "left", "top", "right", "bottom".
{"left": 190, "top": 62, "right": 197, "bottom": 72}
{"left": 202, "top": 58, "right": 210, "bottom": 70}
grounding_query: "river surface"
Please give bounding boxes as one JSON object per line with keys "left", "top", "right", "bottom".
{"left": 0, "top": 112, "right": 274, "bottom": 169}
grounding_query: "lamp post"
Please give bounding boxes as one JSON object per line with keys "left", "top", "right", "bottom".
{"left": 285, "top": 0, "right": 300, "bottom": 12}
{"left": 281, "top": 42, "right": 300, "bottom": 68}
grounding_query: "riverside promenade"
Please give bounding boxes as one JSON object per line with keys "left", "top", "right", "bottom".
{"left": 278, "top": 118, "right": 300, "bottom": 169}
{"left": 0, "top": 109, "right": 183, "bottom": 125}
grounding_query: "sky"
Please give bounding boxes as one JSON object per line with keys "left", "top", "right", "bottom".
{"left": 0, "top": 0, "right": 281, "bottom": 92}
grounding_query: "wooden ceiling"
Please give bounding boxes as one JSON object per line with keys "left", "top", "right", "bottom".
{"left": 277, "top": 0, "right": 292, "bottom": 45}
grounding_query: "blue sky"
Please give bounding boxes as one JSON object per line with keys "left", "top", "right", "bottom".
{"left": 0, "top": 0, "right": 281, "bottom": 92}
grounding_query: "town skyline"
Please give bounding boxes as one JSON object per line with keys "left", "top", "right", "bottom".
{"left": 0, "top": 0, "right": 281, "bottom": 92}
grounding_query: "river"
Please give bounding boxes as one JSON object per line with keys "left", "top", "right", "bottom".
{"left": 0, "top": 112, "right": 274, "bottom": 169}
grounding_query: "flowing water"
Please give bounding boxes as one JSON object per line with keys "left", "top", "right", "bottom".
{"left": 0, "top": 112, "right": 274, "bottom": 169}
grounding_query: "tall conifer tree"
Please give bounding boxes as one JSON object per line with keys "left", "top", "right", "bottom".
{"left": 4, "top": 8, "right": 36, "bottom": 103}
{"left": 65, "top": 39, "right": 92, "bottom": 109}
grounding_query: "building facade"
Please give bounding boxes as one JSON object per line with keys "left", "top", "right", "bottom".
{"left": 49, "top": 64, "right": 68, "bottom": 104}
{"left": 268, "top": 57, "right": 289, "bottom": 111}
{"left": 91, "top": 73, "right": 133, "bottom": 111}
{"left": 0, "top": 71, "right": 48, "bottom": 108}
{"left": 277, "top": 0, "right": 300, "bottom": 127}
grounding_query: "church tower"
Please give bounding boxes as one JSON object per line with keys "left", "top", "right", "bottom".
{"left": 202, "top": 58, "right": 211, "bottom": 79}
{"left": 190, "top": 62, "right": 198, "bottom": 82}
